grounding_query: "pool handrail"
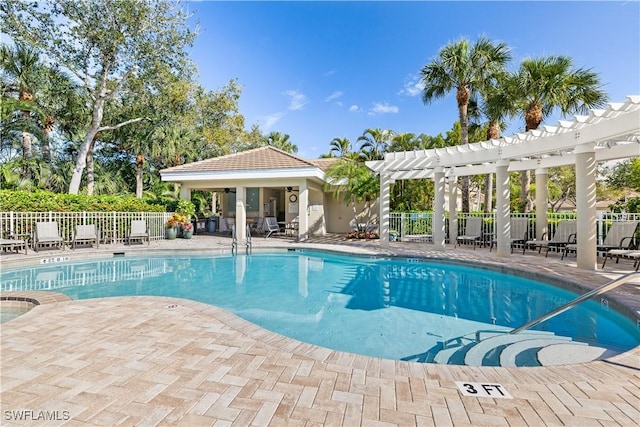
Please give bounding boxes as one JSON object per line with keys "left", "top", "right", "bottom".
{"left": 510, "top": 271, "right": 640, "bottom": 335}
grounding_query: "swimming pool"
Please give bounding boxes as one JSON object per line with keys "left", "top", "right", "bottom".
{"left": 2, "top": 250, "right": 638, "bottom": 366}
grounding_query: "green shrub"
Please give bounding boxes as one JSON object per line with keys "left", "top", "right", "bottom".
{"left": 0, "top": 190, "right": 166, "bottom": 212}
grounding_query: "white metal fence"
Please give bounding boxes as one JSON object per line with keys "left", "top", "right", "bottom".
{"left": 390, "top": 212, "right": 640, "bottom": 244}
{"left": 0, "top": 211, "right": 172, "bottom": 245}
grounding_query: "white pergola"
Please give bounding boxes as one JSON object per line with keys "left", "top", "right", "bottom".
{"left": 367, "top": 95, "right": 640, "bottom": 270}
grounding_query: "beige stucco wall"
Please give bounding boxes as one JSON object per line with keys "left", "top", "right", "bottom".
{"left": 323, "top": 193, "right": 379, "bottom": 233}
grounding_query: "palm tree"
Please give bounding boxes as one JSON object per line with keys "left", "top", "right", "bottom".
{"left": 357, "top": 128, "right": 394, "bottom": 161}
{"left": 507, "top": 56, "right": 608, "bottom": 211}
{"left": 329, "top": 137, "right": 352, "bottom": 157}
{"left": 420, "top": 37, "right": 510, "bottom": 212}
{"left": 0, "top": 43, "right": 42, "bottom": 177}
{"left": 264, "top": 131, "right": 297, "bottom": 153}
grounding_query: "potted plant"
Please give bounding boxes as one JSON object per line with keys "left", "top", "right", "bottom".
{"left": 181, "top": 221, "right": 194, "bottom": 239}
{"left": 165, "top": 213, "right": 185, "bottom": 240}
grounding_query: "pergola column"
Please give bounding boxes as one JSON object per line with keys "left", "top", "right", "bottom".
{"left": 535, "top": 168, "right": 548, "bottom": 240}
{"left": 234, "top": 185, "right": 246, "bottom": 240}
{"left": 379, "top": 172, "right": 391, "bottom": 248}
{"left": 495, "top": 159, "right": 510, "bottom": 257}
{"left": 433, "top": 167, "right": 446, "bottom": 250}
{"left": 298, "top": 181, "right": 309, "bottom": 241}
{"left": 575, "top": 143, "right": 597, "bottom": 270}
{"left": 448, "top": 174, "right": 458, "bottom": 246}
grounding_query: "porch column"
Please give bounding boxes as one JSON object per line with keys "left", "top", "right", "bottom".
{"left": 535, "top": 168, "right": 548, "bottom": 240}
{"left": 495, "top": 159, "right": 510, "bottom": 257}
{"left": 180, "top": 185, "right": 190, "bottom": 201}
{"left": 433, "top": 167, "right": 446, "bottom": 250}
{"left": 448, "top": 174, "right": 458, "bottom": 245}
{"left": 379, "top": 172, "right": 391, "bottom": 248}
{"left": 235, "top": 185, "right": 246, "bottom": 240}
{"left": 575, "top": 143, "right": 597, "bottom": 270}
{"left": 298, "top": 181, "right": 309, "bottom": 241}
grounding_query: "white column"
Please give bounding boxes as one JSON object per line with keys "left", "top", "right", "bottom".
{"left": 448, "top": 174, "right": 458, "bottom": 246}
{"left": 433, "top": 167, "right": 446, "bottom": 250}
{"left": 575, "top": 143, "right": 597, "bottom": 270}
{"left": 379, "top": 172, "right": 391, "bottom": 248}
{"left": 495, "top": 159, "right": 510, "bottom": 257}
{"left": 298, "top": 181, "right": 309, "bottom": 241}
{"left": 235, "top": 185, "right": 246, "bottom": 240}
{"left": 180, "top": 185, "right": 190, "bottom": 201}
{"left": 535, "top": 168, "right": 548, "bottom": 240}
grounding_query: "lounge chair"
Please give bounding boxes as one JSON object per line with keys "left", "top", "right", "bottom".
{"left": 0, "top": 233, "right": 27, "bottom": 254}
{"left": 564, "top": 220, "right": 639, "bottom": 261}
{"left": 601, "top": 249, "right": 640, "bottom": 271}
{"left": 127, "top": 220, "right": 149, "bottom": 245}
{"left": 456, "top": 217, "right": 484, "bottom": 249}
{"left": 523, "top": 220, "right": 576, "bottom": 257}
{"left": 34, "top": 221, "right": 65, "bottom": 252}
{"left": 71, "top": 224, "right": 99, "bottom": 249}
{"left": 490, "top": 217, "right": 529, "bottom": 253}
{"left": 263, "top": 216, "right": 282, "bottom": 238}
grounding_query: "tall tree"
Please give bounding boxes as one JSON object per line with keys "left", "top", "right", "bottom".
{"left": 507, "top": 55, "right": 607, "bottom": 211}
{"left": 357, "top": 128, "right": 394, "bottom": 161}
{"left": 329, "top": 137, "right": 352, "bottom": 158}
{"left": 420, "top": 37, "right": 510, "bottom": 212}
{"left": 263, "top": 131, "right": 297, "bottom": 153}
{"left": 1, "top": 0, "right": 197, "bottom": 194}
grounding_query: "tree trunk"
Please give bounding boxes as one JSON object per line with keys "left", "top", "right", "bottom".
{"left": 457, "top": 85, "right": 470, "bottom": 212}
{"left": 521, "top": 102, "right": 543, "bottom": 212}
{"left": 86, "top": 137, "right": 96, "bottom": 195}
{"left": 68, "top": 97, "right": 105, "bottom": 194}
{"left": 136, "top": 152, "right": 145, "bottom": 198}
{"left": 483, "top": 173, "right": 493, "bottom": 212}
{"left": 42, "top": 114, "right": 55, "bottom": 163}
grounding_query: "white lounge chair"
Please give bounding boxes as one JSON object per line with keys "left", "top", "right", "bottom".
{"left": 263, "top": 216, "right": 282, "bottom": 238}
{"left": 127, "top": 220, "right": 149, "bottom": 245}
{"left": 34, "top": 221, "right": 65, "bottom": 252}
{"left": 71, "top": 224, "right": 99, "bottom": 249}
{"left": 524, "top": 220, "right": 576, "bottom": 257}
{"left": 564, "top": 220, "right": 639, "bottom": 261}
{"left": 456, "top": 217, "right": 484, "bottom": 249}
{"left": 490, "top": 217, "right": 530, "bottom": 253}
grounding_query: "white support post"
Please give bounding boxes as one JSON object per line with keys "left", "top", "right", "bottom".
{"left": 495, "top": 160, "right": 510, "bottom": 257}
{"left": 433, "top": 167, "right": 446, "bottom": 250}
{"left": 379, "top": 172, "right": 391, "bottom": 248}
{"left": 235, "top": 186, "right": 246, "bottom": 240}
{"left": 298, "top": 181, "right": 309, "bottom": 241}
{"left": 448, "top": 175, "right": 458, "bottom": 246}
{"left": 575, "top": 143, "right": 597, "bottom": 270}
{"left": 535, "top": 168, "right": 548, "bottom": 240}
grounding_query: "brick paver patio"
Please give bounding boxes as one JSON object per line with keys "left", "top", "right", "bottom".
{"left": 1, "top": 235, "right": 639, "bottom": 426}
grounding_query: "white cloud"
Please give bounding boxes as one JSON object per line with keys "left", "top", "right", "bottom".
{"left": 258, "top": 112, "right": 285, "bottom": 130}
{"left": 349, "top": 105, "right": 362, "bottom": 112}
{"left": 324, "top": 90, "right": 343, "bottom": 102}
{"left": 283, "top": 90, "right": 309, "bottom": 110}
{"left": 323, "top": 69, "right": 337, "bottom": 77}
{"left": 398, "top": 74, "right": 424, "bottom": 97}
{"left": 370, "top": 102, "right": 399, "bottom": 114}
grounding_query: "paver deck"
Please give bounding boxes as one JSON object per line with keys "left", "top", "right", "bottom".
{"left": 1, "top": 234, "right": 639, "bottom": 426}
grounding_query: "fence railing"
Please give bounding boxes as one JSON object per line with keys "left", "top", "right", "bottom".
{"left": 390, "top": 212, "right": 640, "bottom": 244}
{"left": 0, "top": 212, "right": 172, "bottom": 245}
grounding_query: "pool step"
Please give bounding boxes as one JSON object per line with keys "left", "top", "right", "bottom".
{"left": 434, "top": 332, "right": 608, "bottom": 367}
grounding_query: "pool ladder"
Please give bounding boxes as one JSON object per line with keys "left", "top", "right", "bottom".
{"left": 510, "top": 271, "right": 639, "bottom": 334}
{"left": 231, "top": 225, "right": 252, "bottom": 255}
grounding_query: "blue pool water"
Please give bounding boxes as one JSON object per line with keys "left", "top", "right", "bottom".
{"left": 2, "top": 250, "right": 638, "bottom": 365}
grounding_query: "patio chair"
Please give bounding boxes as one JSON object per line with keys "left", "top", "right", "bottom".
{"left": 0, "top": 232, "right": 27, "bottom": 255}
{"left": 490, "top": 217, "right": 529, "bottom": 253}
{"left": 263, "top": 216, "right": 282, "bottom": 238}
{"left": 456, "top": 217, "right": 484, "bottom": 249}
{"left": 523, "top": 220, "right": 576, "bottom": 257}
{"left": 250, "top": 217, "right": 265, "bottom": 236}
{"left": 34, "top": 221, "right": 65, "bottom": 252}
{"left": 563, "top": 220, "right": 639, "bottom": 261}
{"left": 71, "top": 224, "right": 99, "bottom": 249}
{"left": 127, "top": 220, "right": 149, "bottom": 245}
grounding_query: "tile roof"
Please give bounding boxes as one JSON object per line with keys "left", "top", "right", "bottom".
{"left": 308, "top": 157, "right": 340, "bottom": 172}
{"left": 161, "top": 146, "right": 321, "bottom": 173}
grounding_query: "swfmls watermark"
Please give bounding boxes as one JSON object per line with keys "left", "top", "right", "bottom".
{"left": 4, "top": 410, "right": 71, "bottom": 422}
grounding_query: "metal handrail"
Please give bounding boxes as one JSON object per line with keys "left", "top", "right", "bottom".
{"left": 510, "top": 271, "right": 640, "bottom": 335}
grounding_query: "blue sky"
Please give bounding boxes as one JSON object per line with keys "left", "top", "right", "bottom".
{"left": 187, "top": 1, "right": 640, "bottom": 159}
